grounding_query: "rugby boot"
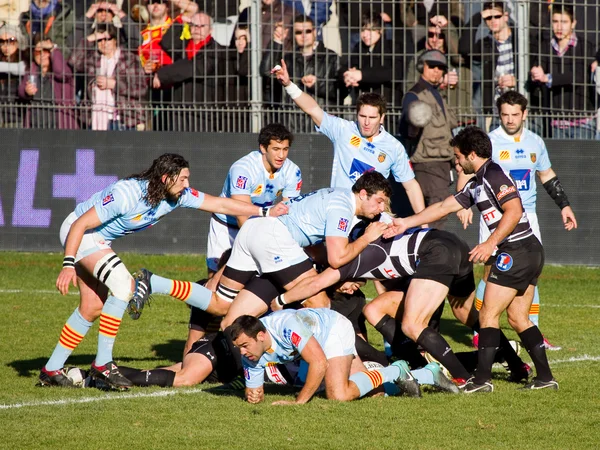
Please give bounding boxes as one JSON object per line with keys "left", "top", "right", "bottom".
{"left": 38, "top": 367, "right": 75, "bottom": 387}
{"left": 128, "top": 268, "right": 153, "bottom": 320}
{"left": 90, "top": 361, "right": 133, "bottom": 391}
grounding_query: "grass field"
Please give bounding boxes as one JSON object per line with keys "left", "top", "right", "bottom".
{"left": 1, "top": 252, "right": 599, "bottom": 449}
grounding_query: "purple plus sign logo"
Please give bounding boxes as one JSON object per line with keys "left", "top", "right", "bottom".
{"left": 53, "top": 149, "right": 118, "bottom": 204}
{"left": 12, "top": 150, "right": 51, "bottom": 227}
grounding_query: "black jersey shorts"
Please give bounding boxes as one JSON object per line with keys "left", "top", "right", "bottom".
{"left": 487, "top": 235, "right": 544, "bottom": 294}
{"left": 187, "top": 331, "right": 242, "bottom": 384}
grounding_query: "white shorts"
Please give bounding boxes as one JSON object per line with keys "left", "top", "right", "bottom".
{"left": 206, "top": 216, "right": 239, "bottom": 272}
{"left": 479, "top": 211, "right": 541, "bottom": 245}
{"left": 322, "top": 314, "right": 358, "bottom": 359}
{"left": 60, "top": 212, "right": 112, "bottom": 262}
{"left": 227, "top": 217, "right": 309, "bottom": 275}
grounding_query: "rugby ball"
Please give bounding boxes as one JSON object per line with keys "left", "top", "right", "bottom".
{"left": 66, "top": 367, "right": 86, "bottom": 388}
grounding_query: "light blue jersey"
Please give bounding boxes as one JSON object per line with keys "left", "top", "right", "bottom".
{"left": 277, "top": 188, "right": 356, "bottom": 247}
{"left": 74, "top": 179, "right": 205, "bottom": 241}
{"left": 243, "top": 309, "right": 341, "bottom": 388}
{"left": 316, "top": 113, "right": 415, "bottom": 189}
{"left": 214, "top": 151, "right": 302, "bottom": 226}
{"left": 489, "top": 127, "right": 551, "bottom": 212}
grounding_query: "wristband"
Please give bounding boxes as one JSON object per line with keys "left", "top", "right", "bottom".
{"left": 63, "top": 256, "right": 76, "bottom": 269}
{"left": 276, "top": 294, "right": 287, "bottom": 306}
{"left": 259, "top": 206, "right": 269, "bottom": 217}
{"left": 284, "top": 82, "right": 303, "bottom": 99}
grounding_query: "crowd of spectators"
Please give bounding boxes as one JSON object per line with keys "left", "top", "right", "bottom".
{"left": 0, "top": 0, "right": 599, "bottom": 138}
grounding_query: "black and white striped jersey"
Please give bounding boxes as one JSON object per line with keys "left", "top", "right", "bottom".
{"left": 337, "top": 228, "right": 430, "bottom": 280}
{"left": 454, "top": 160, "right": 532, "bottom": 243}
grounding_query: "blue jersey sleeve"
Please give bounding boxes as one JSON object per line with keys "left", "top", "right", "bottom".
{"left": 93, "top": 186, "right": 135, "bottom": 223}
{"left": 243, "top": 359, "right": 266, "bottom": 389}
{"left": 535, "top": 140, "right": 552, "bottom": 173}
{"left": 283, "top": 165, "right": 303, "bottom": 199}
{"left": 228, "top": 164, "right": 255, "bottom": 197}
{"left": 179, "top": 187, "right": 205, "bottom": 209}
{"left": 324, "top": 205, "right": 353, "bottom": 239}
{"left": 315, "top": 112, "right": 344, "bottom": 144}
{"left": 390, "top": 144, "right": 415, "bottom": 183}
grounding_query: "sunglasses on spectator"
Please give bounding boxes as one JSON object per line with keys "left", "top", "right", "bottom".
{"left": 294, "top": 29, "right": 313, "bottom": 35}
{"left": 0, "top": 37, "right": 18, "bottom": 45}
{"left": 97, "top": 36, "right": 115, "bottom": 42}
{"left": 148, "top": 0, "right": 164, "bottom": 4}
{"left": 428, "top": 32, "right": 445, "bottom": 39}
{"left": 484, "top": 14, "right": 504, "bottom": 21}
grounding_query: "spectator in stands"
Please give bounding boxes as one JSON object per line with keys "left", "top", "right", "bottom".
{"left": 228, "top": 24, "right": 250, "bottom": 108}
{"left": 19, "top": 33, "right": 77, "bottom": 128}
{"left": 0, "top": 0, "right": 28, "bottom": 26}
{"left": 339, "top": 11, "right": 403, "bottom": 110}
{"left": 0, "top": 23, "right": 26, "bottom": 127}
{"left": 20, "top": 0, "right": 75, "bottom": 57}
{"left": 529, "top": 3, "right": 596, "bottom": 139}
{"left": 69, "top": 23, "right": 147, "bottom": 130}
{"left": 153, "top": 11, "right": 228, "bottom": 131}
{"left": 259, "top": 18, "right": 289, "bottom": 106}
{"left": 238, "top": 0, "right": 293, "bottom": 51}
{"left": 282, "top": 0, "right": 332, "bottom": 38}
{"left": 459, "top": 1, "right": 521, "bottom": 131}
{"left": 398, "top": 49, "right": 457, "bottom": 229}
{"left": 402, "top": 0, "right": 464, "bottom": 45}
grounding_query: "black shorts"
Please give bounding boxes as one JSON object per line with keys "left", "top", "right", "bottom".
{"left": 413, "top": 230, "right": 475, "bottom": 297}
{"left": 187, "top": 331, "right": 242, "bottom": 384}
{"left": 189, "top": 307, "right": 221, "bottom": 332}
{"left": 245, "top": 275, "right": 285, "bottom": 306}
{"left": 329, "top": 289, "right": 367, "bottom": 335}
{"left": 487, "top": 235, "right": 545, "bottom": 293}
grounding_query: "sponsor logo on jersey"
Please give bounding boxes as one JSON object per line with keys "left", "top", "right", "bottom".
{"left": 497, "top": 184, "right": 516, "bottom": 200}
{"left": 350, "top": 135, "right": 361, "bottom": 147}
{"left": 188, "top": 188, "right": 200, "bottom": 197}
{"left": 482, "top": 206, "right": 500, "bottom": 225}
{"left": 102, "top": 193, "right": 114, "bottom": 206}
{"left": 295, "top": 180, "right": 302, "bottom": 191}
{"left": 274, "top": 255, "right": 283, "bottom": 264}
{"left": 349, "top": 159, "right": 375, "bottom": 182}
{"left": 530, "top": 153, "right": 537, "bottom": 163}
{"left": 236, "top": 175, "right": 248, "bottom": 189}
{"left": 291, "top": 332, "right": 302, "bottom": 347}
{"left": 499, "top": 150, "right": 511, "bottom": 161}
{"left": 265, "top": 183, "right": 274, "bottom": 194}
{"left": 496, "top": 252, "right": 513, "bottom": 271}
{"left": 253, "top": 184, "right": 263, "bottom": 195}
{"left": 378, "top": 152, "right": 386, "bottom": 163}
{"left": 510, "top": 169, "right": 531, "bottom": 191}
{"left": 514, "top": 149, "right": 527, "bottom": 160}
{"left": 337, "top": 217, "right": 349, "bottom": 232}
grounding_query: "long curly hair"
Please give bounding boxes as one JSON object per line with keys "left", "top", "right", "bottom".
{"left": 128, "top": 153, "right": 190, "bottom": 208}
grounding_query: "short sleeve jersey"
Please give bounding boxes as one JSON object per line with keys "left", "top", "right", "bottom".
{"left": 316, "top": 113, "right": 415, "bottom": 189}
{"left": 489, "top": 127, "right": 551, "bottom": 213}
{"left": 214, "top": 151, "right": 302, "bottom": 226}
{"left": 454, "top": 160, "right": 532, "bottom": 243}
{"left": 73, "top": 179, "right": 205, "bottom": 241}
{"left": 277, "top": 188, "right": 356, "bottom": 247}
{"left": 242, "top": 309, "right": 340, "bottom": 388}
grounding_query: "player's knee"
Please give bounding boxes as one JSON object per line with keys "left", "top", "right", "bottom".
{"left": 362, "top": 302, "right": 379, "bottom": 325}
{"left": 506, "top": 313, "right": 529, "bottom": 333}
{"left": 326, "top": 387, "right": 355, "bottom": 402}
{"left": 401, "top": 321, "right": 420, "bottom": 341}
{"left": 93, "top": 254, "right": 134, "bottom": 301}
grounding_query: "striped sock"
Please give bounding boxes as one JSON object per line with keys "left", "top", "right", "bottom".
{"left": 45, "top": 308, "right": 93, "bottom": 371}
{"left": 473, "top": 279, "right": 486, "bottom": 340}
{"left": 151, "top": 274, "right": 212, "bottom": 310}
{"left": 96, "top": 296, "right": 127, "bottom": 366}
{"left": 349, "top": 365, "right": 400, "bottom": 398}
{"left": 529, "top": 287, "right": 540, "bottom": 327}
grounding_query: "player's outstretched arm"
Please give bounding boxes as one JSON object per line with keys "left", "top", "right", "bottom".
{"left": 538, "top": 168, "right": 577, "bottom": 231}
{"left": 272, "top": 268, "right": 342, "bottom": 310}
{"left": 200, "top": 193, "right": 288, "bottom": 218}
{"left": 272, "top": 59, "right": 325, "bottom": 127}
{"left": 57, "top": 207, "right": 103, "bottom": 295}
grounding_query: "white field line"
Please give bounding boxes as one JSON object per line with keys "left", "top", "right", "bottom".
{"left": 2, "top": 356, "right": 599, "bottom": 410}
{"left": 0, "top": 387, "right": 205, "bottom": 410}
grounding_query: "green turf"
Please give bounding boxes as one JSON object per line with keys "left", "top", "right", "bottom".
{"left": 1, "top": 252, "right": 599, "bottom": 449}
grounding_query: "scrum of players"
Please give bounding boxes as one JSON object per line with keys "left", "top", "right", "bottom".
{"left": 41, "top": 72, "right": 575, "bottom": 401}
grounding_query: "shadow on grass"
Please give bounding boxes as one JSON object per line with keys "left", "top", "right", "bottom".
{"left": 439, "top": 317, "right": 476, "bottom": 347}
{"left": 150, "top": 339, "right": 186, "bottom": 364}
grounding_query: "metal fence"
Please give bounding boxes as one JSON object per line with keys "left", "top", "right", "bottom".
{"left": 0, "top": 0, "right": 599, "bottom": 136}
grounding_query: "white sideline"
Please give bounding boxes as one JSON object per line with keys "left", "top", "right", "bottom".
{"left": 2, "top": 356, "right": 599, "bottom": 410}
{"left": 0, "top": 387, "right": 205, "bottom": 410}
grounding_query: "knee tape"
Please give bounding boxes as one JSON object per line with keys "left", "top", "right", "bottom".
{"left": 216, "top": 283, "right": 240, "bottom": 303}
{"left": 93, "top": 253, "right": 134, "bottom": 301}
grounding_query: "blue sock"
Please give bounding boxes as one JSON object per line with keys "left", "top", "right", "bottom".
{"left": 96, "top": 296, "right": 127, "bottom": 366}
{"left": 530, "top": 286, "right": 540, "bottom": 327}
{"left": 383, "top": 339, "right": 393, "bottom": 357}
{"left": 411, "top": 367, "right": 434, "bottom": 386}
{"left": 46, "top": 308, "right": 93, "bottom": 371}
{"left": 349, "top": 365, "right": 400, "bottom": 398}
{"left": 151, "top": 275, "right": 212, "bottom": 310}
{"left": 474, "top": 279, "right": 487, "bottom": 338}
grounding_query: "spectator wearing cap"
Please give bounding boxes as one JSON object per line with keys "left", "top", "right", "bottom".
{"left": 398, "top": 49, "right": 457, "bottom": 229}
{"left": 0, "top": 22, "right": 27, "bottom": 127}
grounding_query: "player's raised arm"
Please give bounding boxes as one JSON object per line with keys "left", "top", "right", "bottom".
{"left": 272, "top": 59, "right": 325, "bottom": 127}
{"left": 200, "top": 193, "right": 288, "bottom": 218}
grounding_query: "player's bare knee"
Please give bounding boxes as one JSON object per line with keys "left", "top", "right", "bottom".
{"left": 401, "top": 321, "right": 421, "bottom": 341}
{"left": 93, "top": 254, "right": 134, "bottom": 301}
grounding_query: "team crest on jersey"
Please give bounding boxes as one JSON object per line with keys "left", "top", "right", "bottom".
{"left": 530, "top": 153, "right": 537, "bottom": 163}
{"left": 497, "top": 184, "right": 516, "bottom": 200}
{"left": 295, "top": 180, "right": 302, "bottom": 191}
{"left": 253, "top": 184, "right": 263, "bottom": 195}
{"left": 244, "top": 367, "right": 250, "bottom": 380}
{"left": 378, "top": 152, "right": 386, "bottom": 163}
{"left": 291, "top": 332, "right": 302, "bottom": 347}
{"left": 236, "top": 176, "right": 248, "bottom": 189}
{"left": 188, "top": 188, "right": 199, "bottom": 197}
{"left": 337, "top": 217, "right": 349, "bottom": 232}
{"left": 499, "top": 150, "right": 511, "bottom": 161}
{"left": 102, "top": 193, "right": 114, "bottom": 206}
{"left": 350, "top": 135, "right": 361, "bottom": 147}
{"left": 496, "top": 253, "right": 513, "bottom": 271}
